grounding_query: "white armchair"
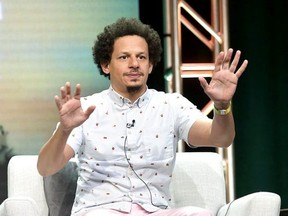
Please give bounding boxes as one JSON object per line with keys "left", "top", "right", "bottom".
{"left": 0, "top": 152, "right": 281, "bottom": 216}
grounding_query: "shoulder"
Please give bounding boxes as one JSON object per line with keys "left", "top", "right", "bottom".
{"left": 80, "top": 89, "right": 108, "bottom": 109}
{"left": 148, "top": 89, "right": 200, "bottom": 116}
{"left": 149, "top": 89, "right": 189, "bottom": 103}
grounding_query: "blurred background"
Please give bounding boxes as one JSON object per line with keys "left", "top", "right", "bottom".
{"left": 1, "top": 0, "right": 288, "bottom": 210}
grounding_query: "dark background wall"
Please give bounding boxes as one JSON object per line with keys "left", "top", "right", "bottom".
{"left": 229, "top": 0, "right": 288, "bottom": 208}
{"left": 139, "top": 0, "right": 288, "bottom": 209}
{"left": 139, "top": 0, "right": 165, "bottom": 92}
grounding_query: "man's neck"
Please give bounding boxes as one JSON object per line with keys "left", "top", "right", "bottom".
{"left": 111, "top": 85, "right": 147, "bottom": 103}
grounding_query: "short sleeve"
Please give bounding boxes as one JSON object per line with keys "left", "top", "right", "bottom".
{"left": 66, "top": 125, "right": 83, "bottom": 154}
{"left": 171, "top": 93, "right": 208, "bottom": 144}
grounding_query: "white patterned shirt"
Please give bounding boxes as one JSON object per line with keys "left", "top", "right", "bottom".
{"left": 67, "top": 86, "right": 207, "bottom": 215}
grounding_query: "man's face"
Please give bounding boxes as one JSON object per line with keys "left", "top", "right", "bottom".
{"left": 101, "top": 35, "right": 153, "bottom": 97}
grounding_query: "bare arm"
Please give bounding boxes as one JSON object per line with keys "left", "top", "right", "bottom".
{"left": 188, "top": 49, "right": 248, "bottom": 148}
{"left": 37, "top": 124, "right": 75, "bottom": 176}
{"left": 188, "top": 111, "right": 235, "bottom": 148}
{"left": 37, "top": 82, "right": 95, "bottom": 176}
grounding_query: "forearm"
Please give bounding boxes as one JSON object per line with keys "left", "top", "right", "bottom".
{"left": 37, "top": 124, "right": 73, "bottom": 176}
{"left": 210, "top": 110, "right": 235, "bottom": 147}
{"left": 188, "top": 102, "right": 235, "bottom": 148}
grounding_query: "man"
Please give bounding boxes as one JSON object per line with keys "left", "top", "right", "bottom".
{"left": 37, "top": 17, "right": 248, "bottom": 216}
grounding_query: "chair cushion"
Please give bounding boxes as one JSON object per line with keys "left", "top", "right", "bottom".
{"left": 43, "top": 161, "right": 78, "bottom": 216}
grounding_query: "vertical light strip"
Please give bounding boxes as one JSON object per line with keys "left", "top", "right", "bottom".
{"left": 222, "top": 0, "right": 235, "bottom": 202}
{"left": 168, "top": 0, "right": 235, "bottom": 202}
{"left": 163, "top": 0, "right": 173, "bottom": 93}
{"left": 0, "top": 2, "right": 2, "bottom": 81}
{"left": 0, "top": 2, "right": 3, "bottom": 20}
{"left": 171, "top": 0, "right": 185, "bottom": 152}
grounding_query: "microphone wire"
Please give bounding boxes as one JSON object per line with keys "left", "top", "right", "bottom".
{"left": 123, "top": 136, "right": 168, "bottom": 209}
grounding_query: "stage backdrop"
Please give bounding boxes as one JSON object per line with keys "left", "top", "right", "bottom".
{"left": 229, "top": 0, "right": 288, "bottom": 209}
{"left": 0, "top": 0, "right": 138, "bottom": 202}
{"left": 0, "top": 0, "right": 139, "bottom": 154}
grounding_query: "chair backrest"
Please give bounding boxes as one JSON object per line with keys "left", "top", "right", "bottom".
{"left": 7, "top": 152, "right": 226, "bottom": 215}
{"left": 7, "top": 155, "right": 48, "bottom": 216}
{"left": 170, "top": 152, "right": 226, "bottom": 214}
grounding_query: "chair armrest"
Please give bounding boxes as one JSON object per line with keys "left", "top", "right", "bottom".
{"left": 0, "top": 196, "right": 40, "bottom": 216}
{"left": 0, "top": 201, "right": 4, "bottom": 215}
{"left": 217, "top": 192, "right": 281, "bottom": 216}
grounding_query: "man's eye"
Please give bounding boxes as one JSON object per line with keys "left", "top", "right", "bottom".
{"left": 139, "top": 56, "right": 146, "bottom": 60}
{"left": 120, "top": 56, "right": 127, "bottom": 59}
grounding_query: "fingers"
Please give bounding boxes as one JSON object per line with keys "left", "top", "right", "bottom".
{"left": 222, "top": 48, "right": 233, "bottom": 70}
{"left": 74, "top": 83, "right": 81, "bottom": 99}
{"left": 215, "top": 48, "right": 248, "bottom": 77}
{"left": 59, "top": 82, "right": 81, "bottom": 99}
{"left": 54, "top": 82, "right": 82, "bottom": 109}
{"left": 214, "top": 48, "right": 234, "bottom": 72}
{"left": 65, "top": 82, "right": 71, "bottom": 96}
{"left": 214, "top": 51, "right": 225, "bottom": 72}
{"left": 54, "top": 95, "right": 62, "bottom": 110}
{"left": 228, "top": 49, "right": 248, "bottom": 78}
{"left": 59, "top": 82, "right": 70, "bottom": 100}
{"left": 235, "top": 59, "right": 248, "bottom": 78}
{"left": 229, "top": 50, "right": 241, "bottom": 73}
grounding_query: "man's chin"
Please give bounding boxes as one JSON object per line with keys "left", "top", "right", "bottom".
{"left": 126, "top": 85, "right": 142, "bottom": 93}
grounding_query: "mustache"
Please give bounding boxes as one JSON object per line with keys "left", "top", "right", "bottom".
{"left": 124, "top": 70, "right": 144, "bottom": 76}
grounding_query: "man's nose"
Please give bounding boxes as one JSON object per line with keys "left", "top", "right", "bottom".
{"left": 129, "top": 56, "right": 139, "bottom": 68}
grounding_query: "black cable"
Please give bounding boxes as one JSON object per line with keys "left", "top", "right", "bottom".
{"left": 123, "top": 136, "right": 168, "bottom": 209}
{"left": 223, "top": 199, "right": 235, "bottom": 216}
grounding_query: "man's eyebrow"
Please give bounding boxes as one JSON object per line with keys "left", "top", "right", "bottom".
{"left": 119, "top": 51, "right": 147, "bottom": 55}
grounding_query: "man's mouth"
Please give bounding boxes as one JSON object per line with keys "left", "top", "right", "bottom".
{"left": 125, "top": 72, "right": 143, "bottom": 79}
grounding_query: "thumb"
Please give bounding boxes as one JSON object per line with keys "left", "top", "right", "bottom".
{"left": 198, "top": 77, "right": 209, "bottom": 90}
{"left": 84, "top": 105, "right": 96, "bottom": 118}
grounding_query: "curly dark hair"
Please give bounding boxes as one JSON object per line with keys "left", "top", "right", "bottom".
{"left": 92, "top": 17, "right": 162, "bottom": 78}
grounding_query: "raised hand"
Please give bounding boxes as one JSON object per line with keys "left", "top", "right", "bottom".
{"left": 54, "top": 82, "right": 96, "bottom": 132}
{"left": 198, "top": 48, "right": 248, "bottom": 108}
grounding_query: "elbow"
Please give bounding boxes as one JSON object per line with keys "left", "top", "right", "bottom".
{"left": 213, "top": 131, "right": 235, "bottom": 148}
{"left": 37, "top": 161, "right": 49, "bottom": 177}
{"left": 213, "top": 140, "right": 233, "bottom": 148}
{"left": 221, "top": 141, "right": 233, "bottom": 148}
{"left": 37, "top": 167, "right": 46, "bottom": 177}
{"left": 218, "top": 132, "right": 235, "bottom": 148}
{"left": 37, "top": 154, "right": 69, "bottom": 177}
{"left": 37, "top": 158, "right": 56, "bottom": 177}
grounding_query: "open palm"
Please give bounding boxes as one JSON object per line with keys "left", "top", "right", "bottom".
{"left": 199, "top": 49, "right": 248, "bottom": 107}
{"left": 54, "top": 82, "right": 95, "bottom": 132}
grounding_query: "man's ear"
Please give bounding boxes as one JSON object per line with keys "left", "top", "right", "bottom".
{"left": 101, "top": 63, "right": 110, "bottom": 75}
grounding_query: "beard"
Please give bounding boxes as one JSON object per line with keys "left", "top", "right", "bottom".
{"left": 126, "top": 85, "right": 142, "bottom": 93}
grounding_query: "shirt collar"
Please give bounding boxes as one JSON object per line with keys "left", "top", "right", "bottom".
{"left": 107, "top": 85, "right": 150, "bottom": 108}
